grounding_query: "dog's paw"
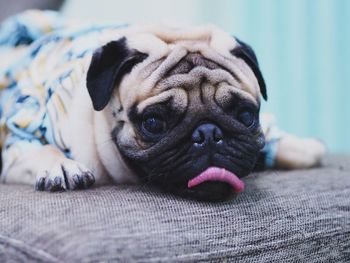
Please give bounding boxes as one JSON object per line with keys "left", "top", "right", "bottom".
{"left": 275, "top": 135, "right": 327, "bottom": 169}
{"left": 35, "top": 158, "right": 95, "bottom": 192}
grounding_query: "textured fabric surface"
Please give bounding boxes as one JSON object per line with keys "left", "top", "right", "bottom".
{"left": 0, "top": 155, "right": 349, "bottom": 262}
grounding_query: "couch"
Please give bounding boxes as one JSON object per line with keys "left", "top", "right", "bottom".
{"left": 0, "top": 155, "right": 349, "bottom": 262}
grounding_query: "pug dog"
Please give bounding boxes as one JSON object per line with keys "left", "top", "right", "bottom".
{"left": 0, "top": 10, "right": 325, "bottom": 201}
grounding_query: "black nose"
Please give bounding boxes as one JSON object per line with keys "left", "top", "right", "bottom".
{"left": 192, "top": 123, "right": 223, "bottom": 146}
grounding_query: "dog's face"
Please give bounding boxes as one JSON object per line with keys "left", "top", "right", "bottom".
{"left": 86, "top": 25, "right": 266, "bottom": 201}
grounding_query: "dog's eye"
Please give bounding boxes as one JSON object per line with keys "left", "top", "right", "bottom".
{"left": 237, "top": 109, "right": 256, "bottom": 127}
{"left": 142, "top": 116, "right": 167, "bottom": 135}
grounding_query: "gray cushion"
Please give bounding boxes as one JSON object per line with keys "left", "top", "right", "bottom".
{"left": 0, "top": 155, "right": 349, "bottom": 262}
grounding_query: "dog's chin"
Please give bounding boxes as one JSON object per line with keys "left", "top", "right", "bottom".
{"left": 167, "top": 181, "right": 234, "bottom": 202}
{"left": 122, "top": 155, "right": 253, "bottom": 202}
{"left": 155, "top": 158, "right": 252, "bottom": 202}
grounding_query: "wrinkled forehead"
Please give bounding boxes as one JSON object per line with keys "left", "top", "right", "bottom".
{"left": 124, "top": 24, "right": 237, "bottom": 58}
{"left": 118, "top": 25, "right": 260, "bottom": 113}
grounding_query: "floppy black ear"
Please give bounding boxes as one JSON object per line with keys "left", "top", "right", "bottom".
{"left": 230, "top": 38, "right": 267, "bottom": 100}
{"left": 86, "top": 37, "right": 148, "bottom": 111}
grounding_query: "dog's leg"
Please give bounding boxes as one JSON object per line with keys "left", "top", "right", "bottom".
{"left": 1, "top": 138, "right": 95, "bottom": 191}
{"left": 273, "top": 135, "right": 327, "bottom": 169}
{"left": 260, "top": 113, "right": 326, "bottom": 170}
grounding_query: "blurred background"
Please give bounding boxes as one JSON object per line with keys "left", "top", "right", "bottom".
{"left": 0, "top": 0, "right": 349, "bottom": 153}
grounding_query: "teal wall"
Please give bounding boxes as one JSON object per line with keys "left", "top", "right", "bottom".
{"left": 63, "top": 0, "right": 350, "bottom": 152}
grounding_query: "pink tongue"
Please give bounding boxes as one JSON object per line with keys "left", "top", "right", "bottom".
{"left": 187, "top": 167, "right": 245, "bottom": 194}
